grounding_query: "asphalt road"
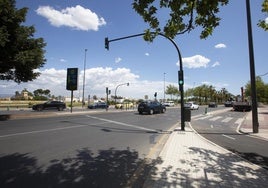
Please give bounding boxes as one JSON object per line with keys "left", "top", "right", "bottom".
{"left": 190, "top": 106, "right": 268, "bottom": 170}
{"left": 0, "top": 108, "right": 180, "bottom": 188}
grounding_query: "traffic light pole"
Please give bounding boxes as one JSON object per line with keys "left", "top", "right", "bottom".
{"left": 246, "top": 0, "right": 259, "bottom": 133}
{"left": 105, "top": 33, "right": 185, "bottom": 130}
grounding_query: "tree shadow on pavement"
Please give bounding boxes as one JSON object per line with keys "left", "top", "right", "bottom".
{"left": 0, "top": 148, "right": 163, "bottom": 188}
{"left": 228, "top": 149, "right": 268, "bottom": 170}
{"left": 144, "top": 147, "right": 268, "bottom": 187}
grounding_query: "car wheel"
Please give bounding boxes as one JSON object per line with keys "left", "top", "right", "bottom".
{"left": 37, "top": 107, "right": 42, "bottom": 111}
{"left": 58, "top": 106, "right": 63, "bottom": 111}
{"left": 162, "top": 108, "right": 166, "bottom": 113}
{"left": 149, "top": 109, "right": 154, "bottom": 115}
{"left": 139, "top": 111, "right": 142, "bottom": 114}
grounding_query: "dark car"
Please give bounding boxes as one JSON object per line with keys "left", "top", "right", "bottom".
{"left": 224, "top": 101, "right": 234, "bottom": 107}
{"left": 138, "top": 101, "right": 166, "bottom": 115}
{"left": 88, "top": 102, "right": 108, "bottom": 109}
{"left": 32, "top": 101, "right": 66, "bottom": 111}
{"left": 208, "top": 102, "right": 217, "bottom": 108}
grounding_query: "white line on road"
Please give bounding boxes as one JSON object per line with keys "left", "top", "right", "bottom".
{"left": 222, "top": 134, "right": 236, "bottom": 140}
{"left": 209, "top": 116, "right": 222, "bottom": 121}
{"left": 235, "top": 118, "right": 244, "bottom": 125}
{"left": 0, "top": 124, "right": 89, "bottom": 138}
{"left": 210, "top": 124, "right": 214, "bottom": 128}
{"left": 221, "top": 117, "right": 233, "bottom": 123}
{"left": 86, "top": 115, "right": 157, "bottom": 132}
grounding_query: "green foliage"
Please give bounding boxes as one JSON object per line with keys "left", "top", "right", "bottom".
{"left": 185, "top": 84, "right": 233, "bottom": 104}
{"left": 258, "top": 0, "right": 268, "bottom": 31}
{"left": 245, "top": 76, "right": 268, "bottom": 103}
{"left": 133, "top": 0, "right": 229, "bottom": 41}
{"left": 165, "top": 84, "right": 179, "bottom": 99}
{"left": 133, "top": 0, "right": 267, "bottom": 41}
{"left": 0, "top": 0, "right": 46, "bottom": 83}
{"left": 33, "top": 89, "right": 51, "bottom": 99}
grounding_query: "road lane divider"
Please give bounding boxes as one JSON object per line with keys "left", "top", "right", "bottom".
{"left": 222, "top": 134, "right": 236, "bottom": 140}
{"left": 86, "top": 115, "right": 158, "bottom": 133}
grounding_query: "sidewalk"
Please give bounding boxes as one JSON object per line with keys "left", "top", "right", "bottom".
{"left": 143, "top": 107, "right": 268, "bottom": 188}
{"left": 239, "top": 106, "right": 268, "bottom": 141}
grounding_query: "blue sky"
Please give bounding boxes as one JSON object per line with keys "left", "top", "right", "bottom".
{"left": 1, "top": 0, "right": 268, "bottom": 100}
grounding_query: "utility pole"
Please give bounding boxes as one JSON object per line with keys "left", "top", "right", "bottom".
{"left": 82, "top": 49, "right": 87, "bottom": 108}
{"left": 246, "top": 0, "right": 259, "bottom": 133}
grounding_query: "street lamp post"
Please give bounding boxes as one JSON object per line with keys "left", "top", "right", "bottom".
{"left": 164, "top": 73, "right": 166, "bottom": 102}
{"left": 115, "top": 82, "right": 129, "bottom": 104}
{"left": 82, "top": 49, "right": 87, "bottom": 108}
{"left": 105, "top": 33, "right": 185, "bottom": 130}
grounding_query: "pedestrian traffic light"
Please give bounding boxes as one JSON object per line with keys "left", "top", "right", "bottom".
{"left": 105, "top": 37, "right": 109, "bottom": 50}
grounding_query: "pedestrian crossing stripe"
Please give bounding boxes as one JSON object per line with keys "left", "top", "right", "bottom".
{"left": 193, "top": 116, "right": 244, "bottom": 124}
{"left": 221, "top": 117, "right": 233, "bottom": 123}
{"left": 209, "top": 116, "right": 222, "bottom": 121}
{"left": 235, "top": 118, "right": 244, "bottom": 125}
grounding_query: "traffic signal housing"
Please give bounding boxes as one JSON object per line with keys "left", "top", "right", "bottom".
{"left": 178, "top": 70, "right": 184, "bottom": 92}
{"left": 105, "top": 37, "right": 109, "bottom": 50}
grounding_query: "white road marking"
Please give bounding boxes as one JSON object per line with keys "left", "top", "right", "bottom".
{"left": 0, "top": 115, "right": 158, "bottom": 138}
{"left": 222, "top": 134, "right": 236, "bottom": 140}
{"left": 194, "top": 115, "right": 212, "bottom": 120}
{"left": 235, "top": 118, "right": 244, "bottom": 125}
{"left": 221, "top": 117, "right": 233, "bottom": 123}
{"left": 0, "top": 124, "right": 89, "bottom": 138}
{"left": 210, "top": 124, "right": 214, "bottom": 128}
{"left": 209, "top": 116, "right": 222, "bottom": 121}
{"left": 86, "top": 115, "right": 157, "bottom": 132}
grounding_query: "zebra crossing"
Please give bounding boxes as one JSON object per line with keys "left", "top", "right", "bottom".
{"left": 192, "top": 114, "right": 244, "bottom": 125}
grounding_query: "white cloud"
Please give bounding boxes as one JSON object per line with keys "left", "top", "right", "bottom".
{"left": 265, "top": 17, "right": 268, "bottom": 24}
{"left": 36, "top": 5, "right": 106, "bottom": 31}
{"left": 1, "top": 67, "right": 175, "bottom": 99}
{"left": 212, "top": 61, "right": 220, "bottom": 67}
{"left": 60, "top": 58, "right": 67, "bottom": 63}
{"left": 215, "top": 43, "right": 227, "bottom": 48}
{"left": 145, "top": 52, "right": 150, "bottom": 56}
{"left": 179, "top": 55, "right": 210, "bottom": 68}
{"left": 115, "top": 57, "right": 122, "bottom": 63}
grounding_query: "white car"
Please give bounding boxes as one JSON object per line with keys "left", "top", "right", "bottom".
{"left": 184, "top": 102, "right": 199, "bottom": 110}
{"left": 163, "top": 101, "right": 175, "bottom": 107}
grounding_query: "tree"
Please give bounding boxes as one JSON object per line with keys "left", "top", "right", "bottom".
{"left": 33, "top": 89, "right": 51, "bottom": 100}
{"left": 258, "top": 0, "right": 268, "bottom": 31}
{"left": 0, "top": 0, "right": 46, "bottom": 83}
{"left": 132, "top": 0, "right": 268, "bottom": 41}
{"left": 165, "top": 84, "right": 179, "bottom": 99}
{"left": 245, "top": 76, "right": 268, "bottom": 103}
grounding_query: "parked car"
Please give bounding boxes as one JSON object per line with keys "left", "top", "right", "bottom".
{"left": 88, "top": 102, "right": 108, "bottom": 109}
{"left": 32, "top": 101, "right": 66, "bottom": 111}
{"left": 138, "top": 101, "right": 166, "bottom": 115}
{"left": 208, "top": 102, "right": 217, "bottom": 108}
{"left": 163, "top": 101, "right": 175, "bottom": 107}
{"left": 115, "top": 102, "right": 134, "bottom": 109}
{"left": 184, "top": 102, "right": 199, "bottom": 110}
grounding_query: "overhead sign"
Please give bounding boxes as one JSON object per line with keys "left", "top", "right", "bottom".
{"left": 66, "top": 68, "right": 78, "bottom": 91}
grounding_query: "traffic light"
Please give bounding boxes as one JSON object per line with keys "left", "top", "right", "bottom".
{"left": 105, "top": 37, "right": 109, "bottom": 50}
{"left": 178, "top": 70, "right": 184, "bottom": 92}
{"left": 178, "top": 70, "right": 183, "bottom": 85}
